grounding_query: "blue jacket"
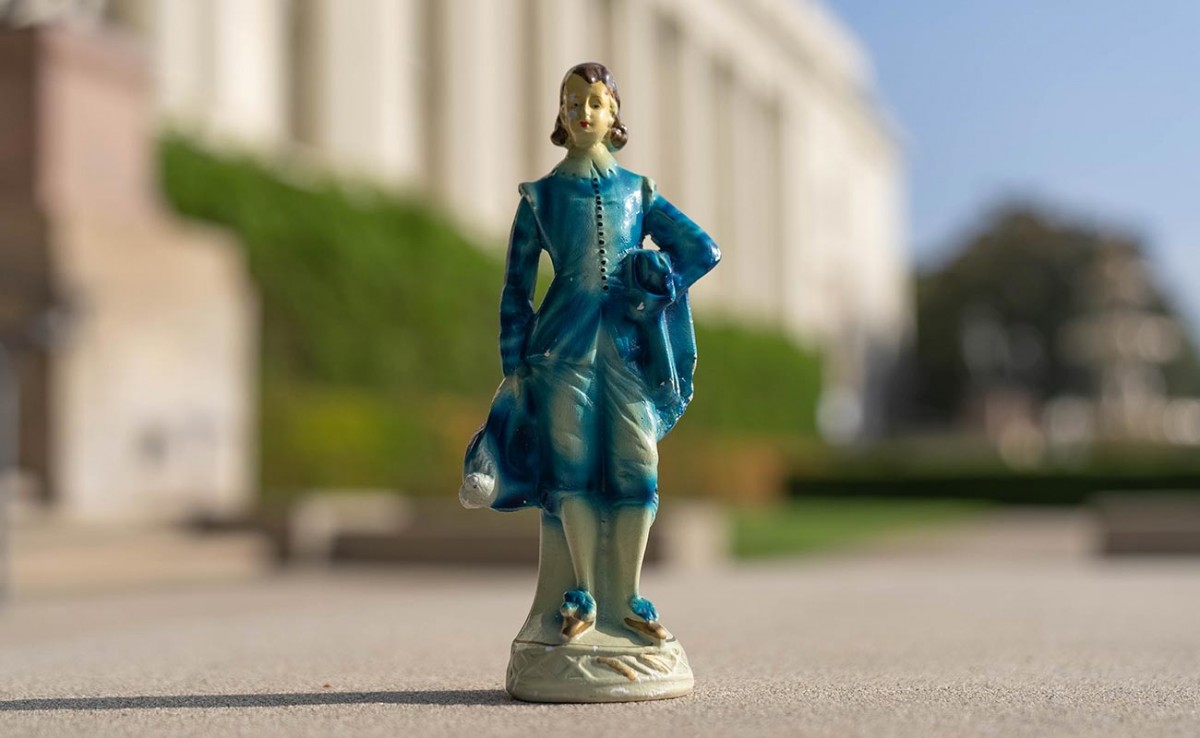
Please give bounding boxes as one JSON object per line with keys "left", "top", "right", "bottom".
{"left": 502, "top": 167, "right": 719, "bottom": 382}
{"left": 465, "top": 165, "right": 721, "bottom": 511}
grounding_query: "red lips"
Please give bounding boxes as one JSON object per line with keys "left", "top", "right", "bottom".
{"left": 579, "top": 121, "right": 590, "bottom": 129}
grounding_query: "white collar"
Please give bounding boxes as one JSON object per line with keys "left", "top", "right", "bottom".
{"left": 553, "top": 147, "right": 618, "bottom": 179}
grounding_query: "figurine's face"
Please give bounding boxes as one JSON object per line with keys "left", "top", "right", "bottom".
{"left": 560, "top": 75, "right": 616, "bottom": 149}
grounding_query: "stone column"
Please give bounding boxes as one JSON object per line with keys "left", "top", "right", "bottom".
{"left": 776, "top": 91, "right": 815, "bottom": 339}
{"left": 151, "top": 0, "right": 212, "bottom": 124}
{"left": 797, "top": 92, "right": 843, "bottom": 349}
{"left": 208, "top": 0, "right": 287, "bottom": 145}
{"left": 728, "top": 81, "right": 775, "bottom": 321}
{"left": 608, "top": 0, "right": 659, "bottom": 178}
{"left": 152, "top": 0, "right": 289, "bottom": 145}
{"left": 429, "top": 0, "right": 515, "bottom": 236}
{"left": 471, "top": 0, "right": 522, "bottom": 234}
{"left": 703, "top": 59, "right": 736, "bottom": 315}
{"left": 672, "top": 37, "right": 722, "bottom": 313}
{"left": 312, "top": 0, "right": 423, "bottom": 184}
{"left": 764, "top": 97, "right": 787, "bottom": 326}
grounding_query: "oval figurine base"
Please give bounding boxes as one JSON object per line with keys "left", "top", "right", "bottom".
{"left": 504, "top": 512, "right": 695, "bottom": 703}
{"left": 506, "top": 638, "right": 693, "bottom": 703}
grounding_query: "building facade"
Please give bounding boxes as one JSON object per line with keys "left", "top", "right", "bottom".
{"left": 115, "top": 0, "right": 909, "bottom": 437}
{"left": 0, "top": 20, "right": 257, "bottom": 522}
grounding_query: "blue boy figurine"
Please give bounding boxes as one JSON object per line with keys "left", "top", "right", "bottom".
{"left": 461, "top": 62, "right": 720, "bottom": 702}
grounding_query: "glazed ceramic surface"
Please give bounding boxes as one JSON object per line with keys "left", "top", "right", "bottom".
{"left": 461, "top": 62, "right": 719, "bottom": 703}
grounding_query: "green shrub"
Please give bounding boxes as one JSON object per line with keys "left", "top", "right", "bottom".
{"left": 733, "top": 498, "right": 987, "bottom": 558}
{"left": 161, "top": 134, "right": 502, "bottom": 396}
{"left": 786, "top": 439, "right": 1200, "bottom": 506}
{"left": 691, "top": 322, "right": 821, "bottom": 436}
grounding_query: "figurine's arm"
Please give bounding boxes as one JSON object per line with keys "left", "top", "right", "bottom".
{"left": 499, "top": 196, "right": 542, "bottom": 377}
{"left": 643, "top": 179, "right": 721, "bottom": 292}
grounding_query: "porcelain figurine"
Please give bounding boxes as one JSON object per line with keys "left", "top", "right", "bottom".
{"left": 460, "top": 62, "right": 720, "bottom": 703}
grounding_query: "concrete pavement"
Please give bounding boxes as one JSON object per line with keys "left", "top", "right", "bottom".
{"left": 1, "top": 514, "right": 1198, "bottom": 737}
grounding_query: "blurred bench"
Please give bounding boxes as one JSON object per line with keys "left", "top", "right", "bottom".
{"left": 1094, "top": 492, "right": 1200, "bottom": 555}
{"left": 287, "top": 491, "right": 728, "bottom": 569}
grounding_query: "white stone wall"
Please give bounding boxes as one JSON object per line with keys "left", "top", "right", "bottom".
{"left": 52, "top": 215, "right": 257, "bottom": 522}
{"left": 2, "top": 22, "right": 259, "bottom": 522}
{"left": 127, "top": 0, "right": 910, "bottom": 437}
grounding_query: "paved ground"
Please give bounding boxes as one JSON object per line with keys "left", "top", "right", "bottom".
{"left": 1, "top": 512, "right": 1198, "bottom": 737}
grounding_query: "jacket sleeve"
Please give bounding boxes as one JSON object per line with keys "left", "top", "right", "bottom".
{"left": 642, "top": 177, "right": 721, "bottom": 293}
{"left": 499, "top": 194, "right": 542, "bottom": 376}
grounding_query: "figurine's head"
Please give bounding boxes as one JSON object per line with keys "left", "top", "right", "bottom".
{"left": 551, "top": 63, "right": 628, "bottom": 152}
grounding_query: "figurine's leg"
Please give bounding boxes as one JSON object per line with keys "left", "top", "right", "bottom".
{"left": 558, "top": 495, "right": 600, "bottom": 638}
{"left": 611, "top": 503, "right": 653, "bottom": 600}
{"left": 533, "top": 360, "right": 601, "bottom": 640}
{"left": 601, "top": 347, "right": 671, "bottom": 643}
{"left": 560, "top": 496, "right": 600, "bottom": 593}
{"left": 612, "top": 504, "right": 668, "bottom": 642}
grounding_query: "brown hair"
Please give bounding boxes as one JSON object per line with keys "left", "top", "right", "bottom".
{"left": 550, "top": 62, "right": 629, "bottom": 151}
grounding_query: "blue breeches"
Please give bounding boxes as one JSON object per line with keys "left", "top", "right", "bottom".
{"left": 527, "top": 332, "right": 660, "bottom": 515}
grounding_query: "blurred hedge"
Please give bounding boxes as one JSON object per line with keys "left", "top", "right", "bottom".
{"left": 159, "top": 135, "right": 820, "bottom": 503}
{"left": 787, "top": 439, "right": 1200, "bottom": 506}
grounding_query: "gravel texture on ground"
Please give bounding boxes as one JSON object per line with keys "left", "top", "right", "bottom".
{"left": 1, "top": 517, "right": 1198, "bottom": 737}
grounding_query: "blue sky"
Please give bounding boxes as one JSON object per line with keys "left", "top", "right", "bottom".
{"left": 823, "top": 0, "right": 1200, "bottom": 327}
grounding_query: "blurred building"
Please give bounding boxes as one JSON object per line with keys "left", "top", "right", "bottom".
{"left": 0, "top": 16, "right": 256, "bottom": 522}
{"left": 1056, "top": 241, "right": 1200, "bottom": 447}
{"left": 104, "top": 0, "right": 910, "bottom": 439}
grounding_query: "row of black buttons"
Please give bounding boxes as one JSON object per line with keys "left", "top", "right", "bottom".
{"left": 592, "top": 177, "right": 609, "bottom": 291}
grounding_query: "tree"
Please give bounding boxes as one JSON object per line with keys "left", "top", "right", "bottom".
{"left": 913, "top": 203, "right": 1200, "bottom": 427}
